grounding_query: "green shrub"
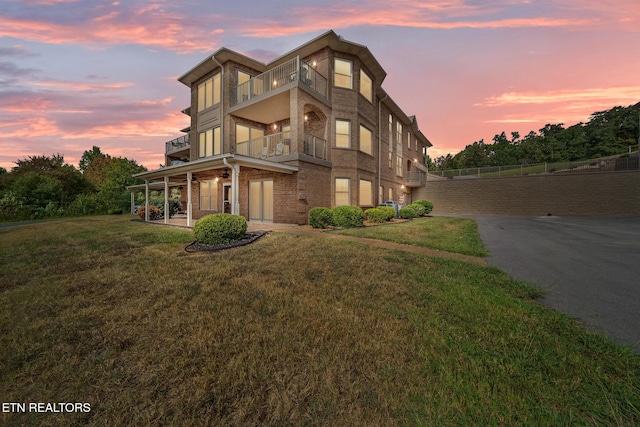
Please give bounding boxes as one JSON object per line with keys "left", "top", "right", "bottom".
{"left": 137, "top": 205, "right": 162, "bottom": 220}
{"left": 413, "top": 199, "right": 433, "bottom": 214}
{"left": 67, "top": 193, "right": 108, "bottom": 216}
{"left": 108, "top": 208, "right": 123, "bottom": 215}
{"left": 364, "top": 207, "right": 388, "bottom": 223}
{"left": 309, "top": 207, "right": 333, "bottom": 229}
{"left": 379, "top": 206, "right": 396, "bottom": 220}
{"left": 407, "top": 203, "right": 426, "bottom": 217}
{"left": 194, "top": 213, "right": 247, "bottom": 245}
{"left": 398, "top": 206, "right": 417, "bottom": 219}
{"left": 331, "top": 206, "right": 364, "bottom": 228}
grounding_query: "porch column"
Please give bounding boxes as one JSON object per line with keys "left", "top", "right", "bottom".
{"left": 164, "top": 176, "right": 169, "bottom": 225}
{"left": 233, "top": 164, "right": 240, "bottom": 215}
{"left": 187, "top": 172, "right": 193, "bottom": 227}
{"left": 144, "top": 180, "right": 150, "bottom": 222}
{"left": 130, "top": 191, "right": 135, "bottom": 215}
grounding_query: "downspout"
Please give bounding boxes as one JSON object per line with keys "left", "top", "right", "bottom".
{"left": 378, "top": 94, "right": 388, "bottom": 204}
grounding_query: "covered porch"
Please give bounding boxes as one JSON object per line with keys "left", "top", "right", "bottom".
{"left": 128, "top": 154, "right": 298, "bottom": 227}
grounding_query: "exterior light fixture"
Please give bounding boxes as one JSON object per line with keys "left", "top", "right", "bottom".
{"left": 304, "top": 114, "right": 308, "bottom": 121}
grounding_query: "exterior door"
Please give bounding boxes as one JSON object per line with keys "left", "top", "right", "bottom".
{"left": 223, "top": 183, "right": 231, "bottom": 213}
{"left": 249, "top": 179, "right": 273, "bottom": 222}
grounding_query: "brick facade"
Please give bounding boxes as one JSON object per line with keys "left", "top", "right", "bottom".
{"left": 139, "top": 31, "right": 431, "bottom": 225}
{"left": 416, "top": 171, "right": 640, "bottom": 216}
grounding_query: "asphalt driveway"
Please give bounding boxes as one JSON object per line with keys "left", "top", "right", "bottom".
{"left": 471, "top": 215, "right": 640, "bottom": 352}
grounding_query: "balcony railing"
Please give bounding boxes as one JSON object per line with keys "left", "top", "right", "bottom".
{"left": 303, "top": 133, "right": 327, "bottom": 160}
{"left": 231, "top": 57, "right": 328, "bottom": 107}
{"left": 165, "top": 134, "right": 190, "bottom": 154}
{"left": 234, "top": 131, "right": 327, "bottom": 161}
{"left": 405, "top": 170, "right": 427, "bottom": 187}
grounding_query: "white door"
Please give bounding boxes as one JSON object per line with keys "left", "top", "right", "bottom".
{"left": 249, "top": 179, "right": 273, "bottom": 222}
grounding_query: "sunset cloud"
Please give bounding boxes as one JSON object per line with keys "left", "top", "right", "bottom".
{"left": 0, "top": 4, "right": 223, "bottom": 53}
{"left": 479, "top": 87, "right": 640, "bottom": 107}
{"left": 0, "top": 0, "right": 638, "bottom": 170}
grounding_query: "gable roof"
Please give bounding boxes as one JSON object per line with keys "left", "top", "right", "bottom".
{"left": 178, "top": 30, "right": 387, "bottom": 87}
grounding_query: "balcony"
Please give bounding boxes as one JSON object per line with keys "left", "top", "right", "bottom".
{"left": 235, "top": 131, "right": 327, "bottom": 161}
{"left": 405, "top": 170, "right": 427, "bottom": 187}
{"left": 231, "top": 57, "right": 328, "bottom": 110}
{"left": 165, "top": 134, "right": 190, "bottom": 154}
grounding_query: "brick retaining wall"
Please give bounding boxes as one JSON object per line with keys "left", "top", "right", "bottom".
{"left": 414, "top": 171, "right": 640, "bottom": 216}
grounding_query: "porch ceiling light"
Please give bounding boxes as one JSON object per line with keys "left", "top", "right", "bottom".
{"left": 221, "top": 169, "right": 230, "bottom": 179}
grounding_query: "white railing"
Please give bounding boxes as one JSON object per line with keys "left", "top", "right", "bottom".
{"left": 430, "top": 155, "right": 640, "bottom": 179}
{"left": 235, "top": 131, "right": 327, "bottom": 161}
{"left": 232, "top": 57, "right": 328, "bottom": 106}
{"left": 165, "top": 134, "right": 190, "bottom": 154}
{"left": 235, "top": 132, "right": 292, "bottom": 159}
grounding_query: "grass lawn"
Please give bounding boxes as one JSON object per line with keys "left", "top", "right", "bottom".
{"left": 333, "top": 216, "right": 489, "bottom": 257}
{"left": 1, "top": 216, "right": 639, "bottom": 426}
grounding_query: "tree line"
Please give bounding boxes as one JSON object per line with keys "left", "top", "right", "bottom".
{"left": 428, "top": 103, "right": 640, "bottom": 170}
{"left": 0, "top": 146, "right": 146, "bottom": 222}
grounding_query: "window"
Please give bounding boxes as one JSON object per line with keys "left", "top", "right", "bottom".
{"left": 360, "top": 69, "right": 372, "bottom": 102}
{"left": 396, "top": 156, "right": 403, "bottom": 177}
{"left": 379, "top": 185, "right": 383, "bottom": 204}
{"left": 197, "top": 73, "right": 221, "bottom": 112}
{"left": 236, "top": 70, "right": 252, "bottom": 103}
{"left": 359, "top": 125, "right": 372, "bottom": 155}
{"left": 334, "top": 58, "right": 352, "bottom": 89}
{"left": 335, "top": 120, "right": 351, "bottom": 148}
{"left": 388, "top": 187, "right": 393, "bottom": 201}
{"left": 236, "top": 124, "right": 264, "bottom": 143}
{"left": 396, "top": 122, "right": 403, "bottom": 177}
{"left": 198, "top": 127, "right": 221, "bottom": 158}
{"left": 407, "top": 131, "right": 411, "bottom": 150}
{"left": 359, "top": 179, "right": 372, "bottom": 207}
{"left": 200, "top": 180, "right": 218, "bottom": 211}
{"left": 335, "top": 178, "right": 350, "bottom": 206}
{"left": 388, "top": 114, "right": 393, "bottom": 168}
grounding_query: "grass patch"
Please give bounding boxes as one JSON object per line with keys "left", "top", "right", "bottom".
{"left": 1, "top": 216, "right": 639, "bottom": 426}
{"left": 332, "top": 216, "right": 489, "bottom": 257}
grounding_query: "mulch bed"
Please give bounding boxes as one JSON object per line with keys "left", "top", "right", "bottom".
{"left": 184, "top": 231, "right": 270, "bottom": 253}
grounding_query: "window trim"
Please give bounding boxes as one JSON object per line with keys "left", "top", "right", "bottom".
{"left": 197, "top": 73, "right": 221, "bottom": 112}
{"left": 335, "top": 177, "right": 350, "bottom": 207}
{"left": 334, "top": 58, "right": 353, "bottom": 89}
{"left": 359, "top": 179, "right": 373, "bottom": 207}
{"left": 359, "top": 124, "right": 372, "bottom": 155}
{"left": 335, "top": 119, "right": 351, "bottom": 149}
{"left": 359, "top": 69, "right": 373, "bottom": 102}
{"left": 199, "top": 179, "right": 218, "bottom": 211}
{"left": 198, "top": 127, "right": 221, "bottom": 158}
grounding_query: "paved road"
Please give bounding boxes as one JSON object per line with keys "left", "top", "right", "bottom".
{"left": 471, "top": 215, "right": 640, "bottom": 352}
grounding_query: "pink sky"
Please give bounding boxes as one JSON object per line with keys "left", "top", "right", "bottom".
{"left": 1, "top": 0, "right": 639, "bottom": 171}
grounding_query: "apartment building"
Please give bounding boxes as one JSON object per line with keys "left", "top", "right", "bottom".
{"left": 132, "top": 30, "right": 431, "bottom": 225}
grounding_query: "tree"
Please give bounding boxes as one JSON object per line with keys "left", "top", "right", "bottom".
{"left": 79, "top": 146, "right": 105, "bottom": 172}
{"left": 4, "top": 154, "right": 90, "bottom": 208}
